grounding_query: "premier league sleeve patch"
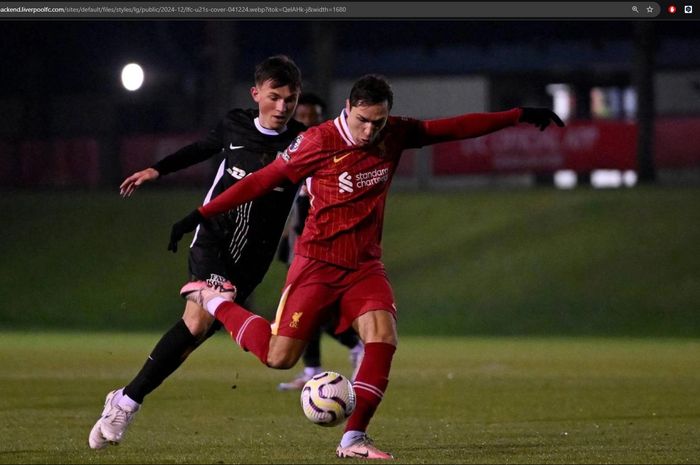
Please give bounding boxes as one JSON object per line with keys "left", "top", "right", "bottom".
{"left": 279, "top": 150, "right": 291, "bottom": 162}
{"left": 288, "top": 134, "right": 303, "bottom": 153}
{"left": 279, "top": 134, "right": 304, "bottom": 163}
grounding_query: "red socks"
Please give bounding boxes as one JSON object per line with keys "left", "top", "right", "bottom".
{"left": 345, "top": 342, "right": 396, "bottom": 433}
{"left": 214, "top": 302, "right": 271, "bottom": 365}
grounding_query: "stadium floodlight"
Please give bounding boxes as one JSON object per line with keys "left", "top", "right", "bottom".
{"left": 121, "top": 63, "right": 144, "bottom": 91}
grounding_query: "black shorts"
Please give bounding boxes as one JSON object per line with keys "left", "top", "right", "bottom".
{"left": 187, "top": 228, "right": 269, "bottom": 304}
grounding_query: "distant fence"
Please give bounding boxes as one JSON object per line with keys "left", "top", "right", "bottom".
{"left": 1, "top": 119, "right": 699, "bottom": 188}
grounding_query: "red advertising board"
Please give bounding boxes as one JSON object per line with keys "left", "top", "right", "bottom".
{"left": 432, "top": 121, "right": 641, "bottom": 175}
{"left": 2, "top": 119, "right": 698, "bottom": 188}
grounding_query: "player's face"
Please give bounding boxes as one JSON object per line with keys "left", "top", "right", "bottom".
{"left": 344, "top": 100, "right": 390, "bottom": 147}
{"left": 294, "top": 104, "right": 324, "bottom": 127}
{"left": 251, "top": 80, "right": 299, "bottom": 130}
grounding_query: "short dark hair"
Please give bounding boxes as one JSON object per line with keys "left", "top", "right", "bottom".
{"left": 297, "top": 92, "right": 326, "bottom": 111}
{"left": 254, "top": 55, "right": 302, "bottom": 91}
{"left": 349, "top": 74, "right": 393, "bottom": 110}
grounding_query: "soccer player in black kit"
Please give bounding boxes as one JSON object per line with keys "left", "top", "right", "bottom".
{"left": 89, "top": 55, "right": 305, "bottom": 449}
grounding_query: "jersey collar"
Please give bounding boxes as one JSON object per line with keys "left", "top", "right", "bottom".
{"left": 333, "top": 109, "right": 356, "bottom": 146}
{"left": 254, "top": 117, "right": 287, "bottom": 136}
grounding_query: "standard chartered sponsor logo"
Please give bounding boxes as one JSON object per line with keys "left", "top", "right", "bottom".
{"left": 339, "top": 172, "right": 353, "bottom": 193}
{"left": 355, "top": 168, "right": 389, "bottom": 188}
{"left": 338, "top": 168, "right": 390, "bottom": 193}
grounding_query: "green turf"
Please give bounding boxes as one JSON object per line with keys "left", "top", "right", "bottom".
{"left": 1, "top": 332, "right": 699, "bottom": 464}
{"left": 1, "top": 187, "right": 699, "bottom": 336}
{"left": 381, "top": 186, "right": 700, "bottom": 337}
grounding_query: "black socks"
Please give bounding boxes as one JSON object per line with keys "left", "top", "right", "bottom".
{"left": 123, "top": 319, "right": 199, "bottom": 403}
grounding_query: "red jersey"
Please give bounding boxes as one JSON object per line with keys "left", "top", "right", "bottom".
{"left": 278, "top": 112, "right": 428, "bottom": 268}
{"left": 199, "top": 108, "right": 522, "bottom": 269}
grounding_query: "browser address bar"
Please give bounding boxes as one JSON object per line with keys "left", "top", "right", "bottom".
{"left": 338, "top": 2, "right": 663, "bottom": 19}
{"left": 0, "top": 2, "right": 663, "bottom": 19}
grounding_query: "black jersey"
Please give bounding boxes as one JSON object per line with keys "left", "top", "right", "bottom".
{"left": 152, "top": 109, "right": 306, "bottom": 298}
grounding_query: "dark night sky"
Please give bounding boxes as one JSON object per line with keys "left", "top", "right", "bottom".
{"left": 1, "top": 20, "right": 698, "bottom": 97}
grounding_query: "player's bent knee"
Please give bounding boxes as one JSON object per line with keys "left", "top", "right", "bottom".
{"left": 266, "top": 355, "right": 298, "bottom": 369}
{"left": 266, "top": 335, "right": 306, "bottom": 369}
{"left": 182, "top": 301, "right": 215, "bottom": 338}
{"left": 266, "top": 348, "right": 302, "bottom": 369}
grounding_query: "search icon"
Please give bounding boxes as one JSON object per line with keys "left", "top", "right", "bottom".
{"left": 632, "top": 5, "right": 640, "bottom": 12}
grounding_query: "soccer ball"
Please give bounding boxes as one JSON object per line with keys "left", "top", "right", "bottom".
{"left": 300, "top": 371, "right": 356, "bottom": 427}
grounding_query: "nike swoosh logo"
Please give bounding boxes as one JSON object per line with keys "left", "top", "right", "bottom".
{"left": 333, "top": 153, "right": 352, "bottom": 163}
{"left": 352, "top": 451, "right": 369, "bottom": 458}
{"left": 229, "top": 144, "right": 244, "bottom": 150}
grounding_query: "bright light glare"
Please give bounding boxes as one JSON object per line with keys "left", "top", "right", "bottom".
{"left": 622, "top": 170, "right": 638, "bottom": 186}
{"left": 121, "top": 63, "right": 144, "bottom": 91}
{"left": 546, "top": 83, "right": 573, "bottom": 122}
{"left": 591, "top": 169, "right": 638, "bottom": 188}
{"left": 592, "top": 170, "right": 622, "bottom": 188}
{"left": 554, "top": 170, "right": 577, "bottom": 189}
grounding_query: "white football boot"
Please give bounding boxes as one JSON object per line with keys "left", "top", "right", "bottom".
{"left": 88, "top": 416, "right": 108, "bottom": 449}
{"left": 88, "top": 388, "right": 139, "bottom": 448}
{"left": 277, "top": 367, "right": 322, "bottom": 391}
{"left": 336, "top": 434, "right": 394, "bottom": 460}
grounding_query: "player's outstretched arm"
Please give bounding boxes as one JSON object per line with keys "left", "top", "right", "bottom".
{"left": 122, "top": 127, "right": 224, "bottom": 199}
{"left": 418, "top": 107, "right": 564, "bottom": 146}
{"left": 119, "top": 168, "right": 160, "bottom": 197}
{"left": 167, "top": 159, "right": 291, "bottom": 252}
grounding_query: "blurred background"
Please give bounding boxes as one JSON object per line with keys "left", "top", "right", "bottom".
{"left": 1, "top": 20, "right": 698, "bottom": 336}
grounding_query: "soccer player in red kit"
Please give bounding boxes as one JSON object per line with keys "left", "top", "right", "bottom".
{"left": 169, "top": 74, "right": 564, "bottom": 459}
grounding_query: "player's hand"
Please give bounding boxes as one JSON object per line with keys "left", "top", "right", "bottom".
{"left": 168, "top": 209, "right": 204, "bottom": 253}
{"left": 519, "top": 107, "right": 565, "bottom": 131}
{"left": 119, "top": 168, "right": 160, "bottom": 197}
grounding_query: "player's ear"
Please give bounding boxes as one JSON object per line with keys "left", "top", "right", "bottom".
{"left": 251, "top": 86, "right": 261, "bottom": 103}
{"left": 345, "top": 99, "right": 351, "bottom": 114}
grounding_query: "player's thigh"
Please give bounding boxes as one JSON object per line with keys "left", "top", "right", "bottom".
{"left": 188, "top": 234, "right": 230, "bottom": 282}
{"left": 353, "top": 310, "right": 397, "bottom": 346}
{"left": 272, "top": 257, "right": 341, "bottom": 341}
{"left": 188, "top": 234, "right": 255, "bottom": 301}
{"left": 339, "top": 261, "right": 398, "bottom": 345}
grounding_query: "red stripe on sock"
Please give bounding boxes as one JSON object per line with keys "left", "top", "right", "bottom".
{"left": 214, "top": 302, "right": 271, "bottom": 365}
{"left": 345, "top": 342, "right": 396, "bottom": 433}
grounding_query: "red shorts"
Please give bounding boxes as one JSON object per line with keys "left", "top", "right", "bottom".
{"left": 271, "top": 255, "right": 397, "bottom": 341}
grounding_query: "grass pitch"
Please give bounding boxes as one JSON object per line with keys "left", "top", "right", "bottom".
{"left": 2, "top": 187, "right": 699, "bottom": 336}
{"left": 1, "top": 332, "right": 699, "bottom": 464}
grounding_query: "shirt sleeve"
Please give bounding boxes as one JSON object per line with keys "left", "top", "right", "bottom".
{"left": 277, "top": 128, "right": 326, "bottom": 184}
{"left": 151, "top": 122, "right": 224, "bottom": 175}
{"left": 406, "top": 108, "right": 523, "bottom": 148}
{"left": 198, "top": 158, "right": 290, "bottom": 218}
